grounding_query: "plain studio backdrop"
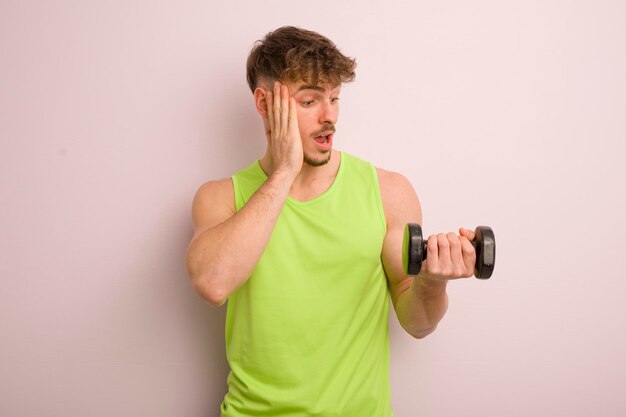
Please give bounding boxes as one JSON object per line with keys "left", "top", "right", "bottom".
{"left": 1, "top": 1, "right": 625, "bottom": 416}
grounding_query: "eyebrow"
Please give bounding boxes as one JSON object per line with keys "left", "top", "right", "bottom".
{"left": 295, "top": 85, "right": 326, "bottom": 93}
{"left": 295, "top": 85, "right": 340, "bottom": 94}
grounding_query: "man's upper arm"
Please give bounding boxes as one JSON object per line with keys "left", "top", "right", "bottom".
{"left": 190, "top": 178, "right": 236, "bottom": 240}
{"left": 377, "top": 168, "right": 422, "bottom": 309}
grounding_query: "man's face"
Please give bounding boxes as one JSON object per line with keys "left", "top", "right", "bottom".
{"left": 287, "top": 80, "right": 341, "bottom": 167}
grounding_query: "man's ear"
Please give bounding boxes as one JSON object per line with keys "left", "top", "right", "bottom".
{"left": 253, "top": 87, "right": 269, "bottom": 119}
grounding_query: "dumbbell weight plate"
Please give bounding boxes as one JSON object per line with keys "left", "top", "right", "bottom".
{"left": 474, "top": 226, "right": 495, "bottom": 279}
{"left": 402, "top": 223, "right": 424, "bottom": 276}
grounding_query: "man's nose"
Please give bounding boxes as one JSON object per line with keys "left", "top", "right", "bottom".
{"left": 319, "top": 100, "right": 338, "bottom": 125}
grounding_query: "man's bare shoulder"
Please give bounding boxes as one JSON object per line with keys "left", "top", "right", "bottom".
{"left": 195, "top": 177, "right": 234, "bottom": 200}
{"left": 375, "top": 167, "right": 421, "bottom": 223}
{"left": 191, "top": 178, "right": 235, "bottom": 232}
{"left": 376, "top": 167, "right": 417, "bottom": 201}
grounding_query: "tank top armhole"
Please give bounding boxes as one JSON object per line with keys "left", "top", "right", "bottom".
{"left": 369, "top": 163, "right": 388, "bottom": 235}
{"left": 231, "top": 174, "right": 242, "bottom": 212}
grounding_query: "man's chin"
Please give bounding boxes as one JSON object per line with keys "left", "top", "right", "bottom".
{"left": 303, "top": 150, "right": 332, "bottom": 167}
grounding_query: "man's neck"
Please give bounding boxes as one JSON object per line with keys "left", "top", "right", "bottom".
{"left": 259, "top": 149, "right": 341, "bottom": 199}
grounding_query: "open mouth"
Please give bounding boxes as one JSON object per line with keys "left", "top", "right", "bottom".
{"left": 313, "top": 132, "right": 333, "bottom": 145}
{"left": 314, "top": 135, "right": 331, "bottom": 144}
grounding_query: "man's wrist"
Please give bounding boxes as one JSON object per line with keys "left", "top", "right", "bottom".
{"left": 413, "top": 276, "right": 447, "bottom": 298}
{"left": 269, "top": 167, "right": 298, "bottom": 183}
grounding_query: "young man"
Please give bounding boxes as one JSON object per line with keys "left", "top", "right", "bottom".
{"left": 186, "top": 26, "right": 477, "bottom": 417}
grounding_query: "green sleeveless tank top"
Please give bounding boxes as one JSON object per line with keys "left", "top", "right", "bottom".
{"left": 221, "top": 152, "right": 393, "bottom": 417}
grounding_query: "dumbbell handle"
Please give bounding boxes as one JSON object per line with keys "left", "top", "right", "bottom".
{"left": 420, "top": 240, "right": 481, "bottom": 260}
{"left": 403, "top": 224, "right": 496, "bottom": 279}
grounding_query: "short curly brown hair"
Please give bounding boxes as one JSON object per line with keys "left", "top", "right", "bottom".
{"left": 246, "top": 26, "right": 356, "bottom": 93}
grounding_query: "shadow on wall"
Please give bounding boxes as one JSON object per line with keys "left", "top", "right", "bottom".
{"left": 139, "top": 205, "right": 232, "bottom": 412}
{"left": 124, "top": 203, "right": 232, "bottom": 412}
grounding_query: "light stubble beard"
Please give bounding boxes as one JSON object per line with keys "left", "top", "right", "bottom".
{"left": 303, "top": 150, "right": 332, "bottom": 167}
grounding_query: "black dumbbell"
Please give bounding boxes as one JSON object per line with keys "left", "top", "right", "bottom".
{"left": 402, "top": 224, "right": 496, "bottom": 279}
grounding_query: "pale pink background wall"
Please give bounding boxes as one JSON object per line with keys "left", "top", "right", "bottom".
{"left": 2, "top": 1, "right": 625, "bottom": 416}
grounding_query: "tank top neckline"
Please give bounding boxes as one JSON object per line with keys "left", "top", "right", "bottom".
{"left": 253, "top": 151, "right": 345, "bottom": 207}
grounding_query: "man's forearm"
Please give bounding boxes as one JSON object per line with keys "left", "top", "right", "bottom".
{"left": 395, "top": 277, "right": 448, "bottom": 338}
{"left": 186, "top": 170, "right": 294, "bottom": 306}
